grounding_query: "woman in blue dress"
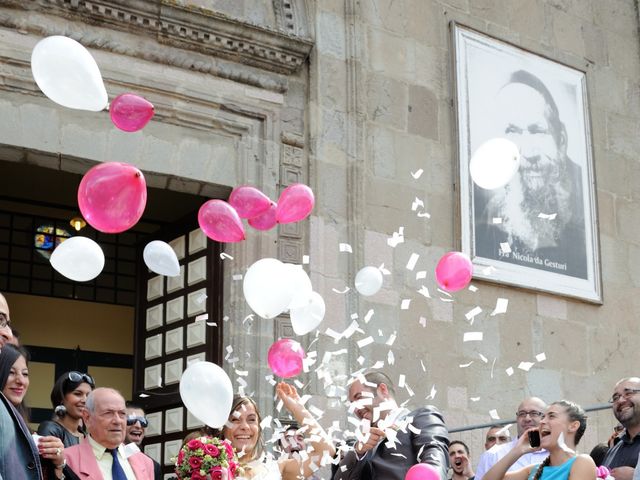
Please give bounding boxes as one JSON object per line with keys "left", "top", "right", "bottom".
{"left": 484, "top": 400, "right": 596, "bottom": 480}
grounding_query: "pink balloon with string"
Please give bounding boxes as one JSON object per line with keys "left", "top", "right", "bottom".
{"left": 110, "top": 93, "right": 155, "bottom": 132}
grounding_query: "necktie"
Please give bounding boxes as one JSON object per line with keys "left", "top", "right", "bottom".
{"left": 109, "top": 448, "right": 128, "bottom": 480}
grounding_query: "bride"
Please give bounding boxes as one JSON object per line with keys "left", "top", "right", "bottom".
{"left": 222, "top": 382, "right": 334, "bottom": 480}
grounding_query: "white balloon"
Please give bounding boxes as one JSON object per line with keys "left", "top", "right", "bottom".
{"left": 470, "top": 138, "right": 520, "bottom": 190}
{"left": 50, "top": 236, "right": 105, "bottom": 282}
{"left": 243, "top": 258, "right": 294, "bottom": 319}
{"left": 290, "top": 291, "right": 326, "bottom": 335}
{"left": 355, "top": 266, "right": 384, "bottom": 296}
{"left": 179, "top": 361, "right": 233, "bottom": 428}
{"left": 31, "top": 36, "right": 108, "bottom": 111}
{"left": 143, "top": 241, "right": 180, "bottom": 277}
{"left": 284, "top": 263, "right": 313, "bottom": 310}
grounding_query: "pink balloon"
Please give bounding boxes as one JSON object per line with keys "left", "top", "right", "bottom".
{"left": 229, "top": 186, "right": 272, "bottom": 219}
{"left": 78, "top": 162, "right": 147, "bottom": 233}
{"left": 405, "top": 463, "right": 440, "bottom": 480}
{"left": 276, "top": 184, "right": 314, "bottom": 224}
{"left": 198, "top": 200, "right": 245, "bottom": 243}
{"left": 109, "top": 93, "right": 154, "bottom": 132}
{"left": 267, "top": 338, "right": 304, "bottom": 378}
{"left": 435, "top": 251, "right": 473, "bottom": 292}
{"left": 248, "top": 202, "right": 277, "bottom": 231}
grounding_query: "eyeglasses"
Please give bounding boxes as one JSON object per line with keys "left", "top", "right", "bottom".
{"left": 0, "top": 312, "right": 10, "bottom": 328}
{"left": 608, "top": 388, "right": 640, "bottom": 404}
{"left": 68, "top": 371, "right": 95, "bottom": 387}
{"left": 127, "top": 415, "right": 148, "bottom": 428}
{"left": 516, "top": 410, "right": 543, "bottom": 419}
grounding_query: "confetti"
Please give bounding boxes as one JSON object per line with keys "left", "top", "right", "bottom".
{"left": 400, "top": 299, "right": 411, "bottom": 310}
{"left": 339, "top": 243, "right": 353, "bottom": 253}
{"left": 536, "top": 352, "right": 546, "bottom": 362}
{"left": 406, "top": 253, "right": 420, "bottom": 271}
{"left": 364, "top": 309, "right": 374, "bottom": 323}
{"left": 538, "top": 212, "right": 557, "bottom": 220}
{"left": 387, "top": 227, "right": 405, "bottom": 248}
{"left": 492, "top": 217, "right": 503, "bottom": 224}
{"left": 500, "top": 242, "right": 511, "bottom": 254}
{"left": 418, "top": 286, "right": 431, "bottom": 298}
{"left": 468, "top": 285, "right": 478, "bottom": 292}
{"left": 483, "top": 266, "right": 496, "bottom": 276}
{"left": 518, "top": 362, "right": 535, "bottom": 371}
{"left": 419, "top": 316, "right": 427, "bottom": 327}
{"left": 470, "top": 397, "right": 480, "bottom": 402}
{"left": 302, "top": 255, "right": 310, "bottom": 264}
{"left": 139, "top": 393, "right": 150, "bottom": 398}
{"left": 478, "top": 353, "right": 488, "bottom": 363}
{"left": 459, "top": 361, "right": 474, "bottom": 368}
{"left": 463, "top": 332, "right": 483, "bottom": 342}
{"left": 490, "top": 298, "right": 509, "bottom": 316}
{"left": 232, "top": 274, "right": 243, "bottom": 281}
{"left": 220, "top": 252, "right": 234, "bottom": 260}
{"left": 427, "top": 384, "right": 437, "bottom": 400}
{"left": 387, "top": 350, "right": 395, "bottom": 365}
{"left": 332, "top": 286, "right": 350, "bottom": 294}
{"left": 505, "top": 367, "right": 514, "bottom": 376}
{"left": 490, "top": 358, "right": 497, "bottom": 378}
{"left": 417, "top": 211, "right": 431, "bottom": 218}
{"left": 386, "top": 333, "right": 397, "bottom": 346}
{"left": 371, "top": 361, "right": 385, "bottom": 369}
{"left": 411, "top": 169, "right": 424, "bottom": 179}
{"left": 420, "top": 360, "right": 426, "bottom": 372}
{"left": 398, "top": 374, "right": 406, "bottom": 388}
{"left": 416, "top": 271, "right": 427, "bottom": 280}
{"left": 411, "top": 197, "right": 424, "bottom": 211}
{"left": 465, "top": 306, "right": 483, "bottom": 321}
{"left": 357, "top": 337, "right": 374, "bottom": 348}
{"left": 195, "top": 313, "right": 209, "bottom": 322}
{"left": 357, "top": 356, "right": 365, "bottom": 365}
{"left": 489, "top": 409, "right": 500, "bottom": 420}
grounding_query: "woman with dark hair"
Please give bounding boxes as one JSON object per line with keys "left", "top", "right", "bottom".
{"left": 218, "top": 382, "right": 335, "bottom": 479}
{"left": 484, "top": 400, "right": 596, "bottom": 480}
{"left": 37, "top": 371, "right": 95, "bottom": 447}
{"left": 0, "top": 344, "right": 65, "bottom": 480}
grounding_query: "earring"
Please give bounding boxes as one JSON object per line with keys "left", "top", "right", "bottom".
{"left": 54, "top": 405, "right": 67, "bottom": 417}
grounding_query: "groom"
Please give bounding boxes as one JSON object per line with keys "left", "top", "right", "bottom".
{"left": 333, "top": 371, "right": 449, "bottom": 480}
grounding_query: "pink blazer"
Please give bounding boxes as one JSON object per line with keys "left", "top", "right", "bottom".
{"left": 64, "top": 438, "right": 154, "bottom": 480}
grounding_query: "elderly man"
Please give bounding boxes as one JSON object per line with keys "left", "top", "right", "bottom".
{"left": 124, "top": 402, "right": 162, "bottom": 480}
{"left": 474, "top": 397, "right": 548, "bottom": 480}
{"left": 64, "top": 388, "right": 154, "bottom": 480}
{"left": 333, "top": 371, "right": 449, "bottom": 480}
{"left": 603, "top": 378, "right": 640, "bottom": 480}
{"left": 0, "top": 292, "right": 15, "bottom": 347}
{"left": 474, "top": 70, "right": 587, "bottom": 279}
{"left": 484, "top": 425, "right": 511, "bottom": 451}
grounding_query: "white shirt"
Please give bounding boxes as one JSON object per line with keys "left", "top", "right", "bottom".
{"left": 87, "top": 435, "right": 137, "bottom": 480}
{"left": 474, "top": 438, "right": 548, "bottom": 480}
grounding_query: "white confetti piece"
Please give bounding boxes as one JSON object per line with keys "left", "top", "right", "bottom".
{"left": 242, "top": 314, "right": 254, "bottom": 324}
{"left": 468, "top": 285, "right": 478, "bottom": 292}
{"left": 302, "top": 255, "right": 310, "bottom": 264}
{"left": 339, "top": 243, "right": 353, "bottom": 253}
{"left": 538, "top": 212, "right": 557, "bottom": 220}
{"left": 505, "top": 367, "right": 514, "bottom": 376}
{"left": 357, "top": 337, "right": 374, "bottom": 348}
{"left": 427, "top": 384, "right": 437, "bottom": 400}
{"left": 232, "top": 274, "right": 243, "bottom": 281}
{"left": 332, "top": 286, "right": 350, "bottom": 294}
{"left": 459, "top": 361, "right": 474, "bottom": 368}
{"left": 378, "top": 263, "right": 391, "bottom": 275}
{"left": 492, "top": 217, "right": 503, "bottom": 224}
{"left": 500, "top": 242, "right": 511, "bottom": 254}
{"left": 371, "top": 360, "right": 385, "bottom": 369}
{"left": 418, "top": 286, "right": 431, "bottom": 298}
{"left": 416, "top": 271, "right": 427, "bottom": 280}
{"left": 478, "top": 353, "right": 488, "bottom": 363}
{"left": 406, "top": 253, "right": 420, "bottom": 271}
{"left": 351, "top": 313, "right": 359, "bottom": 320}
{"left": 463, "top": 332, "right": 483, "bottom": 342}
{"left": 465, "top": 306, "right": 483, "bottom": 321}
{"left": 138, "top": 393, "right": 150, "bottom": 398}
{"left": 417, "top": 211, "right": 431, "bottom": 218}
{"left": 470, "top": 397, "right": 480, "bottom": 402}
{"left": 518, "top": 362, "right": 535, "bottom": 371}
{"left": 406, "top": 384, "right": 414, "bottom": 397}
{"left": 220, "top": 252, "right": 234, "bottom": 260}
{"left": 400, "top": 299, "right": 411, "bottom": 310}
{"left": 387, "top": 350, "right": 395, "bottom": 365}
{"left": 223, "top": 315, "right": 229, "bottom": 322}
{"left": 411, "top": 169, "right": 424, "bottom": 179}
{"left": 387, "top": 227, "right": 405, "bottom": 248}
{"left": 490, "top": 298, "right": 509, "bottom": 316}
{"left": 420, "top": 360, "right": 426, "bottom": 372}
{"left": 490, "top": 358, "right": 497, "bottom": 378}
{"left": 195, "top": 313, "right": 209, "bottom": 322}
{"left": 489, "top": 409, "right": 500, "bottom": 420}
{"left": 357, "top": 356, "right": 365, "bottom": 365}
{"left": 398, "top": 374, "right": 406, "bottom": 388}
{"left": 411, "top": 197, "right": 424, "bottom": 211}
{"left": 419, "top": 316, "right": 427, "bottom": 327}
{"left": 386, "top": 333, "right": 397, "bottom": 346}
{"left": 483, "top": 266, "right": 496, "bottom": 276}
{"left": 536, "top": 352, "right": 546, "bottom": 362}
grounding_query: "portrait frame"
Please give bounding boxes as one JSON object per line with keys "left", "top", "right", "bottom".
{"left": 452, "top": 23, "right": 602, "bottom": 303}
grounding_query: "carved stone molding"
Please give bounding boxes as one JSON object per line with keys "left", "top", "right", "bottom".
{"left": 273, "top": 0, "right": 309, "bottom": 38}
{"left": 4, "top": 0, "right": 313, "bottom": 75}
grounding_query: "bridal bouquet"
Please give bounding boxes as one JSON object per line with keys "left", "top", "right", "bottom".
{"left": 175, "top": 436, "right": 238, "bottom": 480}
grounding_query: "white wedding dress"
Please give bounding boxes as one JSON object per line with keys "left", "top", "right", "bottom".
{"left": 236, "top": 455, "right": 282, "bottom": 480}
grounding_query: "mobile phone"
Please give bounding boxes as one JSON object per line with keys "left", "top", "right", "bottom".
{"left": 528, "top": 430, "right": 541, "bottom": 448}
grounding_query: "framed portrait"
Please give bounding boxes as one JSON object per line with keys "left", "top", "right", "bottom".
{"left": 452, "top": 24, "right": 602, "bottom": 303}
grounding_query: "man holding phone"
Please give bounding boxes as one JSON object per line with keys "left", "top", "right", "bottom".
{"left": 474, "top": 397, "right": 548, "bottom": 480}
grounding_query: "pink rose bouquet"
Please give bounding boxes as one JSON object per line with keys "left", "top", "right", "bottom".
{"left": 175, "top": 436, "right": 238, "bottom": 480}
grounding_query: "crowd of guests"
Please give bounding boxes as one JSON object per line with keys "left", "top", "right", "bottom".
{"left": 1, "top": 291, "right": 640, "bottom": 480}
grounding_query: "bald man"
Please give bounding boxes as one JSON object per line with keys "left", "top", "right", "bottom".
{"left": 474, "top": 397, "right": 548, "bottom": 480}
{"left": 0, "top": 293, "right": 15, "bottom": 347}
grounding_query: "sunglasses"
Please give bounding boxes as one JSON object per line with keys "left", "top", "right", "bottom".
{"left": 68, "top": 371, "right": 95, "bottom": 387}
{"left": 127, "top": 415, "right": 148, "bottom": 428}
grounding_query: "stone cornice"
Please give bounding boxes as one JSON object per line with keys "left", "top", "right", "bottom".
{"left": 4, "top": 0, "right": 313, "bottom": 75}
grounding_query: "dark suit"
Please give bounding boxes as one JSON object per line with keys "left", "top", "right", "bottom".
{"left": 0, "top": 392, "right": 43, "bottom": 480}
{"left": 333, "top": 406, "right": 449, "bottom": 480}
